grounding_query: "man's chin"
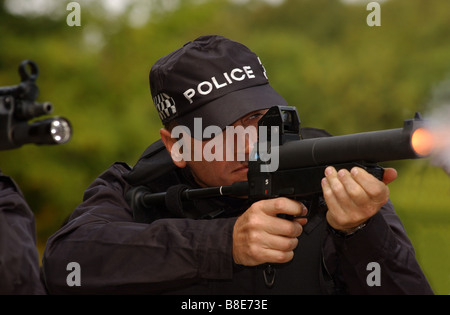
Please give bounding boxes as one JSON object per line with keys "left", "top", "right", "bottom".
{"left": 229, "top": 171, "right": 248, "bottom": 185}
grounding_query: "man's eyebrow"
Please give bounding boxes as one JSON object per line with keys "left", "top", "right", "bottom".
{"left": 243, "top": 110, "right": 267, "bottom": 119}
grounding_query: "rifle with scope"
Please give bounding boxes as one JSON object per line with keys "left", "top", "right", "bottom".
{"left": 127, "top": 105, "right": 433, "bottom": 221}
{"left": 0, "top": 60, "right": 72, "bottom": 151}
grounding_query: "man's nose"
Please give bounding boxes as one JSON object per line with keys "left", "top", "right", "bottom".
{"left": 234, "top": 126, "right": 257, "bottom": 159}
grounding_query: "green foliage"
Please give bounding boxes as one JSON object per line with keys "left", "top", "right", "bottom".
{"left": 388, "top": 161, "right": 450, "bottom": 294}
{"left": 1, "top": 0, "right": 449, "bottom": 293}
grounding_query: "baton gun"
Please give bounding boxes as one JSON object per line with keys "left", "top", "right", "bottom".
{"left": 128, "top": 106, "right": 432, "bottom": 219}
{"left": 0, "top": 60, "right": 72, "bottom": 150}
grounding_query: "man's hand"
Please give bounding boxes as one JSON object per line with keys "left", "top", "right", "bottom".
{"left": 321, "top": 166, "right": 397, "bottom": 233}
{"left": 232, "top": 197, "right": 308, "bottom": 266}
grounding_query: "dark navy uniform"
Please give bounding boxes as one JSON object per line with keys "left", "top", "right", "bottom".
{"left": 42, "top": 128, "right": 433, "bottom": 294}
{"left": 0, "top": 172, "right": 46, "bottom": 294}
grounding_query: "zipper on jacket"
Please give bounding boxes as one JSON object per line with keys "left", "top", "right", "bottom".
{"left": 263, "top": 264, "right": 276, "bottom": 288}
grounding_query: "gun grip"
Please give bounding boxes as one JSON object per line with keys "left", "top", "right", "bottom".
{"left": 334, "top": 163, "right": 384, "bottom": 181}
{"left": 360, "top": 164, "right": 385, "bottom": 181}
{"left": 335, "top": 163, "right": 385, "bottom": 181}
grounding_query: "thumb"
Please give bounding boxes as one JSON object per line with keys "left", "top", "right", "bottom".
{"left": 382, "top": 168, "right": 398, "bottom": 185}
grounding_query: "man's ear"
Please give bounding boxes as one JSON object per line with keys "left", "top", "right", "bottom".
{"left": 160, "top": 128, "right": 187, "bottom": 168}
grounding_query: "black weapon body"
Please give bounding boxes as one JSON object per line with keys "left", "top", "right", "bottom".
{"left": 0, "top": 60, "right": 72, "bottom": 150}
{"left": 128, "top": 106, "right": 428, "bottom": 219}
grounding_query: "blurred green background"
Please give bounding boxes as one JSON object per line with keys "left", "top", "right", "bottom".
{"left": 0, "top": 0, "right": 449, "bottom": 294}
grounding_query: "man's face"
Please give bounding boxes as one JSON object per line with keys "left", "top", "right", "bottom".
{"left": 161, "top": 109, "right": 267, "bottom": 188}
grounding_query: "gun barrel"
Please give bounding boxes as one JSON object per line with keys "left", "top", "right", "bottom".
{"left": 15, "top": 101, "right": 53, "bottom": 120}
{"left": 278, "top": 124, "right": 428, "bottom": 171}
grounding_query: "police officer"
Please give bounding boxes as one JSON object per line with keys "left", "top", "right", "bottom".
{"left": 42, "top": 35, "right": 433, "bottom": 294}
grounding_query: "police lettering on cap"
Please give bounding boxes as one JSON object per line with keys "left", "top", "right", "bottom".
{"left": 149, "top": 35, "right": 287, "bottom": 135}
{"left": 182, "top": 65, "right": 257, "bottom": 104}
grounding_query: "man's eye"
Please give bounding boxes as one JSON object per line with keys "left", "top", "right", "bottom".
{"left": 247, "top": 113, "right": 263, "bottom": 121}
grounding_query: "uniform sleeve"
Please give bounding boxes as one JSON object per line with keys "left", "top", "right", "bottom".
{"left": 322, "top": 200, "right": 434, "bottom": 294}
{"left": 0, "top": 173, "right": 46, "bottom": 294}
{"left": 42, "top": 163, "right": 236, "bottom": 294}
